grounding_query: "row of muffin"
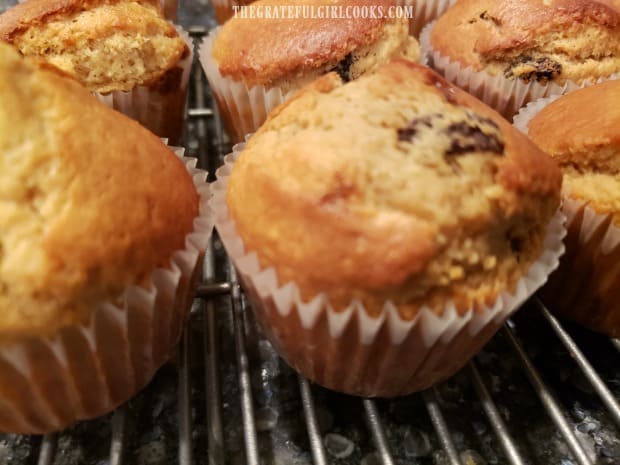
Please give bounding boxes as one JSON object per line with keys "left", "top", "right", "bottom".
{"left": 0, "top": 0, "right": 617, "bottom": 436}
{"left": 203, "top": 0, "right": 620, "bottom": 139}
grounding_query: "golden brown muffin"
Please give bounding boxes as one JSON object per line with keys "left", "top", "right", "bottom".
{"left": 430, "top": 0, "right": 620, "bottom": 85}
{"left": 528, "top": 82, "right": 620, "bottom": 223}
{"left": 227, "top": 60, "right": 562, "bottom": 319}
{"left": 202, "top": 0, "right": 420, "bottom": 142}
{"left": 216, "top": 60, "right": 563, "bottom": 396}
{"left": 0, "top": 41, "right": 198, "bottom": 337}
{"left": 0, "top": 42, "right": 206, "bottom": 434}
{"left": 526, "top": 81, "right": 620, "bottom": 336}
{"left": 213, "top": 0, "right": 419, "bottom": 91}
{"left": 0, "top": 0, "right": 188, "bottom": 94}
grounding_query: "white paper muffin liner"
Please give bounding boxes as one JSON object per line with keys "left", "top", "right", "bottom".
{"left": 210, "top": 142, "right": 567, "bottom": 397}
{"left": 0, "top": 147, "right": 213, "bottom": 434}
{"left": 95, "top": 25, "right": 193, "bottom": 145}
{"left": 199, "top": 27, "right": 298, "bottom": 143}
{"left": 514, "top": 98, "right": 620, "bottom": 336}
{"left": 398, "top": 0, "right": 456, "bottom": 38}
{"left": 420, "top": 21, "right": 620, "bottom": 120}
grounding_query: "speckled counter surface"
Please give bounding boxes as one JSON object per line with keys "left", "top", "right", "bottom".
{"left": 0, "top": 1, "right": 618, "bottom": 463}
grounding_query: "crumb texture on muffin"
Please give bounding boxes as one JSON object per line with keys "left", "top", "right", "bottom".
{"left": 226, "top": 60, "right": 562, "bottom": 319}
{"left": 528, "top": 80, "right": 620, "bottom": 224}
{"left": 0, "top": 43, "right": 198, "bottom": 337}
{"left": 0, "top": 0, "right": 187, "bottom": 93}
{"left": 212, "top": 0, "right": 419, "bottom": 89}
{"left": 431, "top": 0, "right": 620, "bottom": 83}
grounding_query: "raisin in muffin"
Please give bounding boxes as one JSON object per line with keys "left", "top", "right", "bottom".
{"left": 0, "top": 0, "right": 192, "bottom": 143}
{"left": 421, "top": 0, "right": 620, "bottom": 117}
{"left": 211, "top": 60, "right": 564, "bottom": 397}
{"left": 199, "top": 0, "right": 420, "bottom": 142}
{"left": 517, "top": 80, "right": 620, "bottom": 337}
{"left": 0, "top": 42, "right": 210, "bottom": 433}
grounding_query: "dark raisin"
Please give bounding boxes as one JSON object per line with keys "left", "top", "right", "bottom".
{"left": 331, "top": 54, "right": 354, "bottom": 82}
{"left": 510, "top": 236, "right": 523, "bottom": 253}
{"left": 397, "top": 114, "right": 443, "bottom": 142}
{"left": 443, "top": 115, "right": 504, "bottom": 157}
{"left": 505, "top": 56, "right": 562, "bottom": 83}
{"left": 479, "top": 10, "right": 501, "bottom": 26}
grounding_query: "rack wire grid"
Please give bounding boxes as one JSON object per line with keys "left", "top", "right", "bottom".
{"left": 1, "top": 25, "right": 620, "bottom": 465}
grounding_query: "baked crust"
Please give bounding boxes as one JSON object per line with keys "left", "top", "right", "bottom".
{"left": 212, "top": 0, "right": 416, "bottom": 88}
{"left": 430, "top": 0, "right": 620, "bottom": 83}
{"left": 0, "top": 0, "right": 159, "bottom": 41}
{"left": 0, "top": 43, "right": 198, "bottom": 338}
{"left": 528, "top": 80, "right": 620, "bottom": 224}
{"left": 226, "top": 60, "right": 562, "bottom": 319}
{"left": 0, "top": 0, "right": 187, "bottom": 93}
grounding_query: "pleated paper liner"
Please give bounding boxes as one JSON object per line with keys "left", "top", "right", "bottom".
{"left": 0, "top": 147, "right": 213, "bottom": 434}
{"left": 211, "top": 142, "right": 566, "bottom": 398}
{"left": 419, "top": 21, "right": 620, "bottom": 120}
{"left": 95, "top": 25, "right": 193, "bottom": 145}
{"left": 515, "top": 98, "right": 620, "bottom": 337}
{"left": 199, "top": 27, "right": 297, "bottom": 143}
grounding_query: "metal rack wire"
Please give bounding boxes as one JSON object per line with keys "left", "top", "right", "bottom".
{"left": 1, "top": 25, "right": 619, "bottom": 465}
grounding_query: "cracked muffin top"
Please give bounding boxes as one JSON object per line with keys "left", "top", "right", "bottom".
{"left": 527, "top": 80, "right": 620, "bottom": 225}
{"left": 212, "top": 0, "right": 419, "bottom": 90}
{"left": 225, "top": 60, "right": 562, "bottom": 319}
{"left": 0, "top": 43, "right": 198, "bottom": 338}
{"left": 0, "top": 0, "right": 188, "bottom": 93}
{"left": 430, "top": 0, "right": 620, "bottom": 84}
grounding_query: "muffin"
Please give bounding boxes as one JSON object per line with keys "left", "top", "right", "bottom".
{"left": 0, "top": 0, "right": 193, "bottom": 144}
{"left": 420, "top": 0, "right": 620, "bottom": 118}
{"left": 211, "top": 60, "right": 565, "bottom": 397}
{"left": 212, "top": 0, "right": 255, "bottom": 24}
{"left": 17, "top": 0, "right": 179, "bottom": 19}
{"left": 0, "top": 42, "right": 211, "bottom": 433}
{"left": 514, "top": 81, "right": 620, "bottom": 337}
{"left": 199, "top": 0, "right": 420, "bottom": 143}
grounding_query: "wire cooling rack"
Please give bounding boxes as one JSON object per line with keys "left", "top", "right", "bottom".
{"left": 0, "top": 22, "right": 619, "bottom": 465}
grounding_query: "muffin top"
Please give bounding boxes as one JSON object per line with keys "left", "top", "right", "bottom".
{"left": 212, "top": 0, "right": 419, "bottom": 88}
{"left": 527, "top": 80, "right": 620, "bottom": 225}
{"left": 0, "top": 43, "right": 198, "bottom": 338}
{"left": 226, "top": 60, "right": 562, "bottom": 318}
{"left": 0, "top": 0, "right": 188, "bottom": 93}
{"left": 430, "top": 0, "right": 620, "bottom": 84}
